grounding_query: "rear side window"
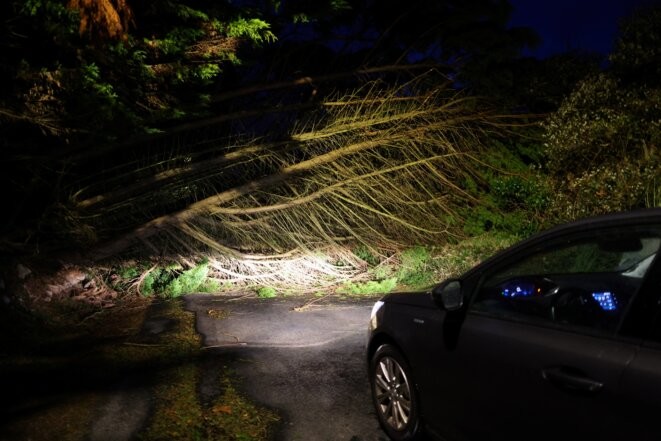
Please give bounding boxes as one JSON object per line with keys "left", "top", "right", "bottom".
{"left": 470, "top": 227, "right": 661, "bottom": 336}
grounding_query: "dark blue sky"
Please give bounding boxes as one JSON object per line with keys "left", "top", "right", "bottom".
{"left": 509, "top": 0, "right": 661, "bottom": 57}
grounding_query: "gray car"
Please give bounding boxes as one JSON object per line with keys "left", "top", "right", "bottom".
{"left": 367, "top": 208, "right": 661, "bottom": 441}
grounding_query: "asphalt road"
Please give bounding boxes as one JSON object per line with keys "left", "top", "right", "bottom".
{"left": 184, "top": 294, "right": 389, "bottom": 441}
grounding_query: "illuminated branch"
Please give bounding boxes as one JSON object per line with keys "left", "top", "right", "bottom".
{"left": 84, "top": 73, "right": 510, "bottom": 262}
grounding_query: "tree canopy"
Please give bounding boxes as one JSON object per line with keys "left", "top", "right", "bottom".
{"left": 0, "top": 0, "right": 541, "bottom": 144}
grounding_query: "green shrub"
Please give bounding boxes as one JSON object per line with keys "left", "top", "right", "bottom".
{"left": 457, "top": 136, "right": 551, "bottom": 237}
{"left": 462, "top": 206, "right": 503, "bottom": 236}
{"left": 542, "top": 10, "right": 661, "bottom": 221}
{"left": 256, "top": 287, "right": 277, "bottom": 298}
{"left": 436, "top": 232, "right": 518, "bottom": 278}
{"left": 140, "top": 269, "right": 159, "bottom": 296}
{"left": 118, "top": 265, "right": 140, "bottom": 280}
{"left": 462, "top": 194, "right": 547, "bottom": 238}
{"left": 549, "top": 160, "right": 661, "bottom": 221}
{"left": 492, "top": 176, "right": 550, "bottom": 212}
{"left": 338, "top": 278, "right": 398, "bottom": 295}
{"left": 369, "top": 265, "right": 395, "bottom": 281}
{"left": 163, "top": 261, "right": 210, "bottom": 298}
{"left": 398, "top": 246, "right": 434, "bottom": 288}
{"left": 200, "top": 279, "right": 222, "bottom": 293}
{"left": 353, "top": 244, "right": 379, "bottom": 265}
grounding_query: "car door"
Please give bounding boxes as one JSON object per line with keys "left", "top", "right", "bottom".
{"left": 428, "top": 223, "right": 661, "bottom": 441}
{"left": 616, "top": 257, "right": 661, "bottom": 441}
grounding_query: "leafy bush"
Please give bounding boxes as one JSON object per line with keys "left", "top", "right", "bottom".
{"left": 543, "top": 7, "right": 661, "bottom": 220}
{"left": 117, "top": 265, "right": 140, "bottom": 280}
{"left": 435, "top": 232, "right": 518, "bottom": 278}
{"left": 141, "top": 268, "right": 163, "bottom": 296}
{"left": 490, "top": 174, "right": 551, "bottom": 235}
{"left": 256, "top": 287, "right": 277, "bottom": 298}
{"left": 164, "top": 261, "right": 210, "bottom": 298}
{"left": 342, "top": 234, "right": 517, "bottom": 294}
{"left": 129, "top": 259, "right": 219, "bottom": 297}
{"left": 549, "top": 160, "right": 661, "bottom": 220}
{"left": 369, "top": 265, "right": 395, "bottom": 281}
{"left": 458, "top": 137, "right": 551, "bottom": 237}
{"left": 397, "top": 246, "right": 434, "bottom": 288}
{"left": 543, "top": 71, "right": 661, "bottom": 220}
{"left": 353, "top": 244, "right": 379, "bottom": 266}
{"left": 338, "top": 278, "right": 398, "bottom": 295}
{"left": 544, "top": 74, "right": 649, "bottom": 174}
{"left": 492, "top": 176, "right": 550, "bottom": 212}
{"left": 461, "top": 206, "right": 502, "bottom": 236}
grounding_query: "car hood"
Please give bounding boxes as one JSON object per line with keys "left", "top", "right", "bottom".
{"left": 381, "top": 291, "right": 437, "bottom": 309}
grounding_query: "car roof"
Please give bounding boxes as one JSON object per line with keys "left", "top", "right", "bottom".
{"left": 545, "top": 208, "right": 661, "bottom": 231}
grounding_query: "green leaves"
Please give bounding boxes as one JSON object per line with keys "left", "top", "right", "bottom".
{"left": 81, "top": 62, "right": 117, "bottom": 100}
{"left": 492, "top": 176, "right": 550, "bottom": 213}
{"left": 1, "top": 0, "right": 287, "bottom": 144}
{"left": 224, "top": 18, "right": 276, "bottom": 45}
{"left": 397, "top": 246, "right": 433, "bottom": 288}
{"left": 542, "top": 6, "right": 661, "bottom": 220}
{"left": 156, "top": 26, "right": 206, "bottom": 56}
{"left": 21, "top": 0, "right": 77, "bottom": 25}
{"left": 338, "top": 278, "right": 398, "bottom": 295}
{"left": 173, "top": 3, "right": 209, "bottom": 21}
{"left": 256, "top": 286, "right": 277, "bottom": 298}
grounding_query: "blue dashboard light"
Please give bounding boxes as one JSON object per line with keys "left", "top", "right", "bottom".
{"left": 501, "top": 281, "right": 535, "bottom": 298}
{"left": 592, "top": 292, "right": 618, "bottom": 311}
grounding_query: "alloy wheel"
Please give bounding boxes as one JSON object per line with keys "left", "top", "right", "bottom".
{"left": 373, "top": 355, "right": 413, "bottom": 431}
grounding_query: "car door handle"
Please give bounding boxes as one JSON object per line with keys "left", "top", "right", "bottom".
{"left": 541, "top": 367, "right": 604, "bottom": 393}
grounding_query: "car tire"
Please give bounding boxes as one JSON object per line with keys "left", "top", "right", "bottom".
{"left": 370, "top": 344, "right": 422, "bottom": 441}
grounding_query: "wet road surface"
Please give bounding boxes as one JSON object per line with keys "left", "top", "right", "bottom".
{"left": 184, "top": 294, "right": 389, "bottom": 441}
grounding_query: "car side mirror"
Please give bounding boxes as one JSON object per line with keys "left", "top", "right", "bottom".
{"left": 432, "top": 279, "right": 463, "bottom": 311}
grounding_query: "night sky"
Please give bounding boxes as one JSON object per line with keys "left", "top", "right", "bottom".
{"left": 509, "top": 0, "right": 661, "bottom": 57}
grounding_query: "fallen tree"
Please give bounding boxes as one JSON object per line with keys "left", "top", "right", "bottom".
{"left": 3, "top": 71, "right": 534, "bottom": 299}
{"left": 64, "top": 72, "right": 515, "bottom": 263}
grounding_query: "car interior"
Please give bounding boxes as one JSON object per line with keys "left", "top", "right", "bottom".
{"left": 472, "top": 235, "right": 660, "bottom": 333}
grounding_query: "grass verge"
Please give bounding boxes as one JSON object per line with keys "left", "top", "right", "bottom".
{"left": 342, "top": 232, "right": 518, "bottom": 295}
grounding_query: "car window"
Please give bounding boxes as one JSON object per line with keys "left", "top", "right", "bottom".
{"left": 470, "top": 228, "right": 661, "bottom": 335}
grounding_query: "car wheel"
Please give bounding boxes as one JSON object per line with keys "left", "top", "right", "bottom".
{"left": 370, "top": 344, "right": 422, "bottom": 441}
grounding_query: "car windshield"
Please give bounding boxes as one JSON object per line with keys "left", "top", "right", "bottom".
{"left": 621, "top": 252, "right": 657, "bottom": 277}
{"left": 616, "top": 237, "right": 660, "bottom": 274}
